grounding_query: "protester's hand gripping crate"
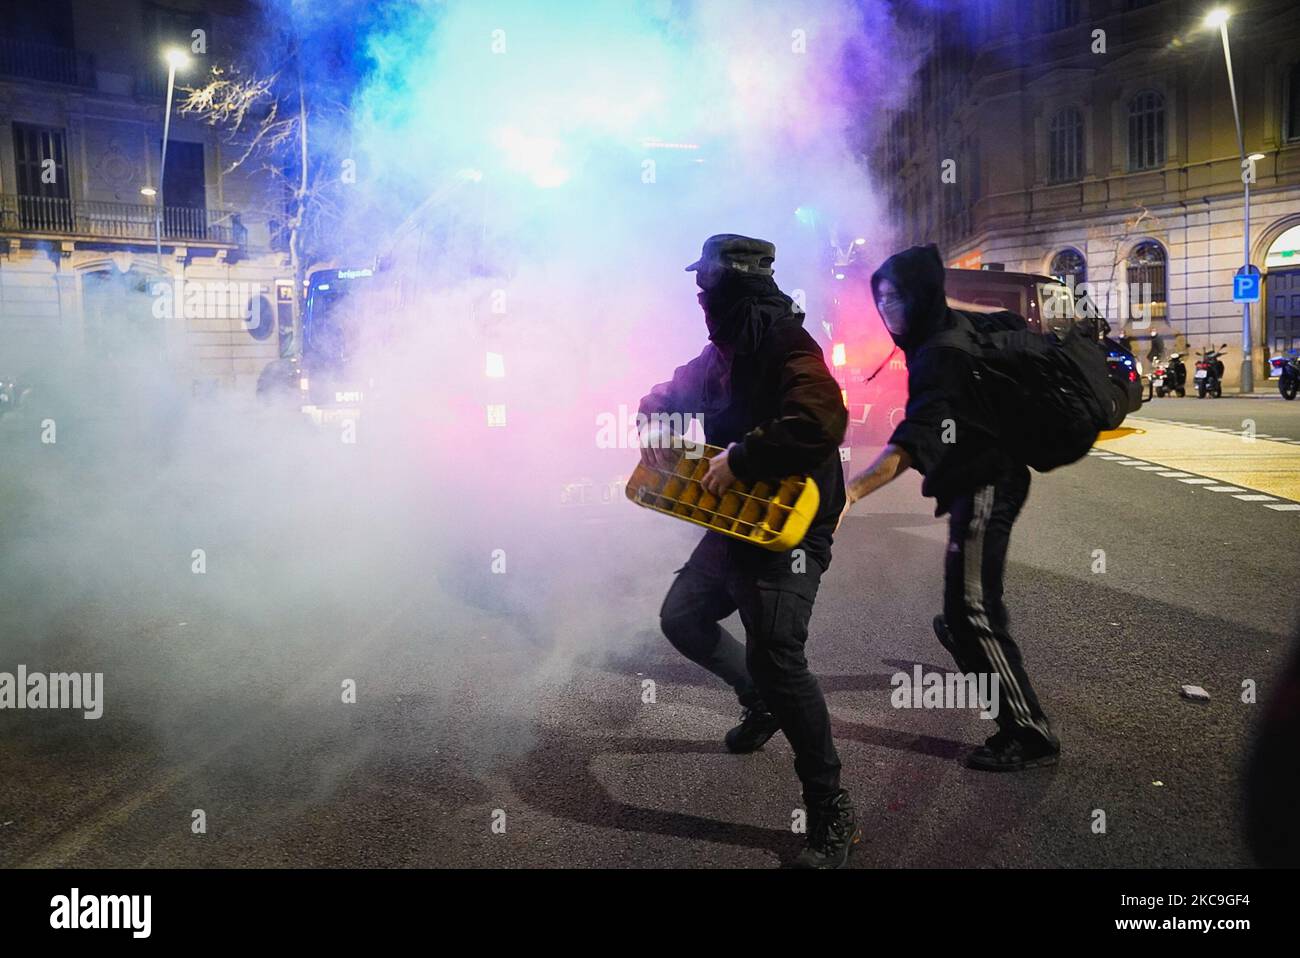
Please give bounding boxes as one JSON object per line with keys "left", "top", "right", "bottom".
{"left": 626, "top": 443, "right": 820, "bottom": 551}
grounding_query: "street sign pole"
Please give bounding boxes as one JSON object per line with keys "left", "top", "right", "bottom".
{"left": 1217, "top": 18, "right": 1253, "bottom": 393}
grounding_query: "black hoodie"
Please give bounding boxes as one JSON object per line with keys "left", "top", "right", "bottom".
{"left": 872, "top": 245, "right": 1019, "bottom": 516}
{"left": 640, "top": 272, "right": 847, "bottom": 562}
{"left": 870, "top": 243, "right": 953, "bottom": 356}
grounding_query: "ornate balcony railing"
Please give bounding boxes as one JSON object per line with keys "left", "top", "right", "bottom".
{"left": 0, "top": 195, "right": 242, "bottom": 246}
{"left": 0, "top": 36, "right": 95, "bottom": 87}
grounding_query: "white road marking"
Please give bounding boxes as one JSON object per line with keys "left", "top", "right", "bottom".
{"left": 1095, "top": 419, "right": 1300, "bottom": 510}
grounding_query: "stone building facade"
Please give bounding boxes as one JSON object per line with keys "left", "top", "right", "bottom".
{"left": 0, "top": 0, "right": 292, "bottom": 395}
{"left": 875, "top": 0, "right": 1300, "bottom": 387}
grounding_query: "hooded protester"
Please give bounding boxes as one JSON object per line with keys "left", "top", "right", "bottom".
{"left": 840, "top": 244, "right": 1060, "bottom": 772}
{"left": 638, "top": 233, "right": 859, "bottom": 868}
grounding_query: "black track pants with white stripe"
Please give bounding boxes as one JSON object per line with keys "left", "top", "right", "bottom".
{"left": 943, "top": 466, "right": 1053, "bottom": 742}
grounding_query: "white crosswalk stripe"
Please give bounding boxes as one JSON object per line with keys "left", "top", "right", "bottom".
{"left": 1092, "top": 422, "right": 1300, "bottom": 512}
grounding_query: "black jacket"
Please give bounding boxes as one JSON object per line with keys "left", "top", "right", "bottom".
{"left": 873, "top": 245, "right": 1020, "bottom": 516}
{"left": 640, "top": 274, "right": 847, "bottom": 560}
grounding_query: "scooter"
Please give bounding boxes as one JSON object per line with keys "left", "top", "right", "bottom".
{"left": 1194, "top": 345, "right": 1228, "bottom": 399}
{"left": 1271, "top": 351, "right": 1299, "bottom": 401}
{"left": 1147, "top": 357, "right": 1164, "bottom": 400}
{"left": 1155, "top": 353, "right": 1186, "bottom": 397}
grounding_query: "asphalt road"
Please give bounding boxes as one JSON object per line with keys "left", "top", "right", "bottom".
{"left": 1, "top": 397, "right": 1297, "bottom": 868}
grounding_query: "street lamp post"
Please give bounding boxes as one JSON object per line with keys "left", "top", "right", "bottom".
{"left": 155, "top": 48, "right": 190, "bottom": 269}
{"left": 1206, "top": 8, "right": 1255, "bottom": 393}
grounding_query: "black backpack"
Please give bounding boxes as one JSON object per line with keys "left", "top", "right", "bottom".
{"left": 928, "top": 309, "right": 1126, "bottom": 473}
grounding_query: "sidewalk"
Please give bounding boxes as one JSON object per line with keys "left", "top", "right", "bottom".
{"left": 1231, "top": 389, "right": 1290, "bottom": 399}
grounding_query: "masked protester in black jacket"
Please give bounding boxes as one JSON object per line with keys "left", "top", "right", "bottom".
{"left": 840, "top": 244, "right": 1059, "bottom": 772}
{"left": 639, "top": 234, "right": 859, "bottom": 868}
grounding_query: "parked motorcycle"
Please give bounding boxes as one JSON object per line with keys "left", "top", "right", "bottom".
{"left": 1271, "top": 351, "right": 1299, "bottom": 401}
{"left": 1194, "top": 345, "right": 1228, "bottom": 399}
{"left": 1151, "top": 353, "right": 1186, "bottom": 398}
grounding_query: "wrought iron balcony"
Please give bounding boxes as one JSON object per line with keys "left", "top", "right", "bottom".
{"left": 0, "top": 36, "right": 95, "bottom": 87}
{"left": 0, "top": 194, "right": 244, "bottom": 247}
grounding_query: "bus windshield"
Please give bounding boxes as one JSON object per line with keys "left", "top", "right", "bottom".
{"left": 303, "top": 269, "right": 374, "bottom": 365}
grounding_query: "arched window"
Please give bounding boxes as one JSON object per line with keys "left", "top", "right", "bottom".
{"left": 1128, "top": 91, "right": 1166, "bottom": 171}
{"left": 1048, "top": 107, "right": 1084, "bottom": 183}
{"left": 1050, "top": 248, "right": 1087, "bottom": 286}
{"left": 1126, "top": 241, "right": 1167, "bottom": 323}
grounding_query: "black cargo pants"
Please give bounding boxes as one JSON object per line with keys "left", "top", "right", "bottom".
{"left": 659, "top": 531, "right": 842, "bottom": 803}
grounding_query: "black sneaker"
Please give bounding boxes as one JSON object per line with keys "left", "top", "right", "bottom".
{"left": 793, "top": 790, "right": 861, "bottom": 869}
{"left": 724, "top": 707, "right": 782, "bottom": 754}
{"left": 932, "top": 615, "right": 968, "bottom": 672}
{"left": 966, "top": 729, "right": 1060, "bottom": 772}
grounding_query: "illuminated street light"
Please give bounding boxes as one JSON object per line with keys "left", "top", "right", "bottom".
{"left": 155, "top": 48, "right": 191, "bottom": 267}
{"left": 1204, "top": 7, "right": 1256, "bottom": 392}
{"left": 139, "top": 186, "right": 157, "bottom": 197}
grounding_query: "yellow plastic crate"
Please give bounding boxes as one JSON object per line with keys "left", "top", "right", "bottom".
{"left": 626, "top": 443, "right": 820, "bottom": 551}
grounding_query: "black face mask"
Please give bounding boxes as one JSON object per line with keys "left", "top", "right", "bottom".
{"left": 699, "top": 270, "right": 780, "bottom": 345}
{"left": 869, "top": 244, "right": 949, "bottom": 354}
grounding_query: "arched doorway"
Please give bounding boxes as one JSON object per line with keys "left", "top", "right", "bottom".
{"left": 81, "top": 265, "right": 167, "bottom": 365}
{"left": 1123, "top": 239, "right": 1170, "bottom": 360}
{"left": 1261, "top": 221, "right": 1300, "bottom": 361}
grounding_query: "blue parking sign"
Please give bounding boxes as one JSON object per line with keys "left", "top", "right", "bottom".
{"left": 1233, "top": 272, "right": 1261, "bottom": 303}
